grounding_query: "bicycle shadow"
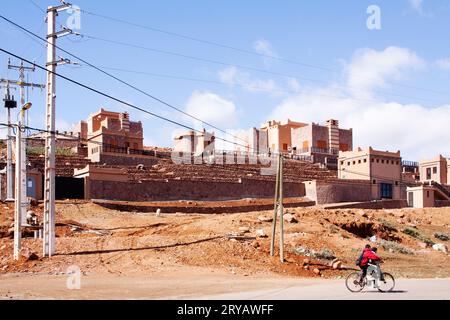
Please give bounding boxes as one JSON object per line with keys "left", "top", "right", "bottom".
{"left": 362, "top": 290, "right": 407, "bottom": 294}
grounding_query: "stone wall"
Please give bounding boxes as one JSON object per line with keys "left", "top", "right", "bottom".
{"left": 87, "top": 178, "right": 306, "bottom": 201}
{"left": 324, "top": 199, "right": 408, "bottom": 209}
{"left": 303, "top": 180, "right": 372, "bottom": 204}
{"left": 91, "top": 153, "right": 158, "bottom": 167}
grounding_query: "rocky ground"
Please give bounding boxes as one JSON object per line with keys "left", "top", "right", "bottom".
{"left": 0, "top": 201, "right": 449, "bottom": 284}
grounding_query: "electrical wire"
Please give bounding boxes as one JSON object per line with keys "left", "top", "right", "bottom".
{"left": 80, "top": 7, "right": 450, "bottom": 98}
{"left": 0, "top": 14, "right": 251, "bottom": 146}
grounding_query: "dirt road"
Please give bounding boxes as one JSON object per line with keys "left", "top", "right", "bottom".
{"left": 1, "top": 273, "right": 448, "bottom": 300}
{"left": 194, "top": 278, "right": 450, "bottom": 300}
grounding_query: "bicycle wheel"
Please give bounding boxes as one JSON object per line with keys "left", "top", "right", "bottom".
{"left": 345, "top": 272, "right": 365, "bottom": 292}
{"left": 378, "top": 272, "right": 395, "bottom": 292}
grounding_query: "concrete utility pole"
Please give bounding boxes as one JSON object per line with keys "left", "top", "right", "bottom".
{"left": 13, "top": 102, "right": 32, "bottom": 260}
{"left": 43, "top": 2, "right": 72, "bottom": 257}
{"left": 0, "top": 81, "right": 16, "bottom": 202}
{"left": 7, "top": 59, "right": 45, "bottom": 225}
{"left": 270, "top": 153, "right": 285, "bottom": 263}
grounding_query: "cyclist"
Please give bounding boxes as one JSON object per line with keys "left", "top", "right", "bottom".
{"left": 358, "top": 244, "right": 381, "bottom": 284}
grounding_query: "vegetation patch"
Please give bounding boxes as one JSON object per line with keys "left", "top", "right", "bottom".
{"left": 403, "top": 227, "right": 435, "bottom": 246}
{"left": 379, "top": 239, "right": 414, "bottom": 255}
{"left": 434, "top": 232, "right": 450, "bottom": 241}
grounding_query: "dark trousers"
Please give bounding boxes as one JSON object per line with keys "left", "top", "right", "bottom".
{"left": 360, "top": 265, "right": 368, "bottom": 280}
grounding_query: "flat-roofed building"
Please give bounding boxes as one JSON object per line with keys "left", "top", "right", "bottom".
{"left": 233, "top": 127, "right": 268, "bottom": 155}
{"left": 75, "top": 108, "right": 144, "bottom": 159}
{"left": 260, "top": 119, "right": 307, "bottom": 153}
{"left": 291, "top": 119, "right": 353, "bottom": 165}
{"left": 419, "top": 155, "right": 449, "bottom": 185}
{"left": 338, "top": 147, "right": 403, "bottom": 200}
{"left": 173, "top": 129, "right": 215, "bottom": 155}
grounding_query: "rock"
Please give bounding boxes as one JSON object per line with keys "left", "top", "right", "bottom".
{"left": 418, "top": 242, "right": 428, "bottom": 249}
{"left": 258, "top": 216, "right": 273, "bottom": 223}
{"left": 432, "top": 243, "right": 448, "bottom": 254}
{"left": 303, "top": 265, "right": 309, "bottom": 270}
{"left": 303, "top": 258, "right": 310, "bottom": 265}
{"left": 357, "top": 210, "right": 368, "bottom": 218}
{"left": 156, "top": 209, "right": 161, "bottom": 216}
{"left": 239, "top": 227, "right": 250, "bottom": 233}
{"left": 256, "top": 229, "right": 267, "bottom": 238}
{"left": 283, "top": 214, "right": 298, "bottom": 223}
{"left": 332, "top": 261, "right": 343, "bottom": 269}
{"left": 313, "top": 268, "right": 321, "bottom": 275}
{"left": 20, "top": 248, "right": 39, "bottom": 261}
{"left": 369, "top": 235, "right": 377, "bottom": 243}
{"left": 251, "top": 241, "right": 260, "bottom": 248}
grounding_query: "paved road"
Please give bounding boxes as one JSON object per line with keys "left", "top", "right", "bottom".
{"left": 192, "top": 278, "right": 450, "bottom": 300}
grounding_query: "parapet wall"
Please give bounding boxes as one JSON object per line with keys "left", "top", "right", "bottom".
{"left": 87, "top": 177, "right": 306, "bottom": 201}
{"left": 303, "top": 180, "right": 372, "bottom": 204}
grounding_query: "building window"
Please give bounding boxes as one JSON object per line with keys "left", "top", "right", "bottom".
{"left": 340, "top": 161, "right": 344, "bottom": 166}
{"left": 339, "top": 143, "right": 349, "bottom": 152}
{"left": 358, "top": 160, "right": 361, "bottom": 164}
{"left": 426, "top": 168, "right": 432, "bottom": 180}
{"left": 317, "top": 140, "right": 327, "bottom": 149}
{"left": 347, "top": 162, "right": 350, "bottom": 166}
{"left": 364, "top": 159, "right": 367, "bottom": 163}
{"left": 376, "top": 159, "right": 379, "bottom": 163}
{"left": 433, "top": 167, "right": 437, "bottom": 174}
{"left": 381, "top": 159, "right": 385, "bottom": 164}
{"left": 396, "top": 161, "right": 399, "bottom": 165}
{"left": 395, "top": 181, "right": 399, "bottom": 186}
{"left": 283, "top": 143, "right": 288, "bottom": 151}
{"left": 380, "top": 183, "right": 393, "bottom": 199}
{"left": 353, "top": 161, "right": 356, "bottom": 165}
{"left": 427, "top": 191, "right": 430, "bottom": 198}
{"left": 302, "top": 141, "right": 309, "bottom": 150}
{"left": 373, "top": 179, "right": 376, "bottom": 184}
{"left": 371, "top": 158, "right": 374, "bottom": 163}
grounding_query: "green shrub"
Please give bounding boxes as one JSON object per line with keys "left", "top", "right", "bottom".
{"left": 378, "top": 218, "right": 397, "bottom": 231}
{"left": 379, "top": 239, "right": 414, "bottom": 255}
{"left": 402, "top": 227, "right": 435, "bottom": 246}
{"left": 434, "top": 232, "right": 450, "bottom": 241}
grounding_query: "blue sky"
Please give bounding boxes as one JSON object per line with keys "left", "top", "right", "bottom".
{"left": 1, "top": 0, "right": 449, "bottom": 160}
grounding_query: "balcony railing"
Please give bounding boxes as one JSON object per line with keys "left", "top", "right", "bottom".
{"left": 402, "top": 160, "right": 419, "bottom": 167}
{"left": 295, "top": 147, "right": 339, "bottom": 155}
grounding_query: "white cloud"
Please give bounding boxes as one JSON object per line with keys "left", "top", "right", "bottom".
{"left": 435, "top": 58, "right": 450, "bottom": 71}
{"left": 345, "top": 47, "right": 425, "bottom": 98}
{"left": 409, "top": 0, "right": 424, "bottom": 13}
{"left": 253, "top": 39, "right": 278, "bottom": 65}
{"left": 269, "top": 47, "right": 449, "bottom": 160}
{"left": 218, "top": 66, "right": 282, "bottom": 95}
{"left": 185, "top": 91, "right": 238, "bottom": 130}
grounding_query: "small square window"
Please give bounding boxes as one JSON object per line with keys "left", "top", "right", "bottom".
{"left": 371, "top": 158, "right": 374, "bottom": 163}
{"left": 364, "top": 159, "right": 367, "bottom": 163}
{"left": 340, "top": 161, "right": 344, "bottom": 165}
{"left": 358, "top": 160, "right": 361, "bottom": 164}
{"left": 381, "top": 159, "right": 385, "bottom": 164}
{"left": 395, "top": 181, "right": 399, "bottom": 186}
{"left": 376, "top": 159, "right": 379, "bottom": 163}
{"left": 373, "top": 179, "right": 376, "bottom": 184}
{"left": 347, "top": 162, "right": 350, "bottom": 166}
{"left": 433, "top": 167, "right": 437, "bottom": 174}
{"left": 353, "top": 161, "right": 356, "bottom": 165}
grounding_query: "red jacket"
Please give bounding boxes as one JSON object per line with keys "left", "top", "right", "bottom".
{"left": 360, "top": 248, "right": 380, "bottom": 266}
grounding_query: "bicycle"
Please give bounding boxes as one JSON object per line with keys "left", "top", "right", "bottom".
{"left": 345, "top": 262, "right": 395, "bottom": 293}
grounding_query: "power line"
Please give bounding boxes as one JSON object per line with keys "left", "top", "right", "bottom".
{"left": 80, "top": 7, "right": 450, "bottom": 98}
{"left": 0, "top": 47, "right": 257, "bottom": 152}
{"left": 0, "top": 14, "right": 250, "bottom": 146}
{"left": 77, "top": 33, "right": 449, "bottom": 106}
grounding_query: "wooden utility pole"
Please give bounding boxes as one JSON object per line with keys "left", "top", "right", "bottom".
{"left": 270, "top": 153, "right": 284, "bottom": 263}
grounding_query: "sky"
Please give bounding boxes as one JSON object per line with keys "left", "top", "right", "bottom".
{"left": 0, "top": 0, "right": 449, "bottom": 160}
